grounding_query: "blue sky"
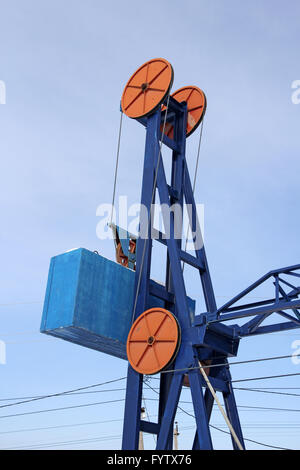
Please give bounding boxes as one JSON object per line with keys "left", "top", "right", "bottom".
{"left": 0, "top": 0, "right": 299, "bottom": 450}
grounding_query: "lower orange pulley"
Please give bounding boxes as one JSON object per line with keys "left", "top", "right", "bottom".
{"left": 126, "top": 308, "right": 181, "bottom": 375}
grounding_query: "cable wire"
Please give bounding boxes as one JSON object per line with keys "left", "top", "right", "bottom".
{"left": 110, "top": 111, "right": 123, "bottom": 225}
{"left": 0, "top": 377, "right": 126, "bottom": 410}
{"left": 232, "top": 372, "right": 300, "bottom": 383}
{"left": 131, "top": 95, "right": 170, "bottom": 323}
{"left": 143, "top": 381, "right": 291, "bottom": 450}
{"left": 3, "top": 382, "right": 300, "bottom": 404}
{"left": 0, "top": 398, "right": 126, "bottom": 420}
{"left": 182, "top": 118, "right": 204, "bottom": 272}
{"left": 233, "top": 387, "right": 300, "bottom": 397}
{"left": 158, "top": 353, "right": 300, "bottom": 375}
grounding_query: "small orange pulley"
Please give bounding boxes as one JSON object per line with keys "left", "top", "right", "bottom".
{"left": 126, "top": 308, "right": 181, "bottom": 375}
{"left": 121, "top": 58, "right": 174, "bottom": 119}
{"left": 162, "top": 86, "right": 207, "bottom": 138}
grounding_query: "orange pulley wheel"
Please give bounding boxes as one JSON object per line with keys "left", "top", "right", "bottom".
{"left": 121, "top": 58, "right": 174, "bottom": 119}
{"left": 126, "top": 308, "right": 181, "bottom": 375}
{"left": 162, "top": 86, "right": 207, "bottom": 138}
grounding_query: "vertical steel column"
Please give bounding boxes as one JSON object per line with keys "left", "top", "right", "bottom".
{"left": 158, "top": 100, "right": 187, "bottom": 451}
{"left": 122, "top": 100, "right": 244, "bottom": 450}
{"left": 183, "top": 163, "right": 217, "bottom": 314}
{"left": 122, "top": 111, "right": 161, "bottom": 450}
{"left": 222, "top": 368, "right": 245, "bottom": 450}
{"left": 188, "top": 367, "right": 213, "bottom": 450}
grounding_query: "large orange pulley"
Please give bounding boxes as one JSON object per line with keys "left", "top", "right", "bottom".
{"left": 121, "top": 58, "right": 174, "bottom": 119}
{"left": 162, "top": 86, "right": 207, "bottom": 138}
{"left": 126, "top": 308, "right": 181, "bottom": 375}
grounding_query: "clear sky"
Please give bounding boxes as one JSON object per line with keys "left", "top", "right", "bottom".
{"left": 0, "top": 0, "right": 299, "bottom": 450}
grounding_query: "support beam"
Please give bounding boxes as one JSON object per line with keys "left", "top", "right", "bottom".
{"left": 214, "top": 299, "right": 300, "bottom": 323}
{"left": 239, "top": 320, "right": 300, "bottom": 337}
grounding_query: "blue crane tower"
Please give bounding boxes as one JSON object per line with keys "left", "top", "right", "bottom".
{"left": 41, "top": 58, "right": 300, "bottom": 450}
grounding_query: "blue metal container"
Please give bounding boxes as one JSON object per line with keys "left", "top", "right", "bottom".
{"left": 41, "top": 248, "right": 195, "bottom": 360}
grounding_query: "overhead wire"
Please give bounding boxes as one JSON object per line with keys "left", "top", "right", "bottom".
{"left": 1, "top": 414, "right": 299, "bottom": 437}
{"left": 3, "top": 434, "right": 122, "bottom": 450}
{"left": 2, "top": 384, "right": 300, "bottom": 404}
{"left": 158, "top": 352, "right": 300, "bottom": 375}
{"left": 0, "top": 352, "right": 298, "bottom": 409}
{"left": 0, "top": 398, "right": 126, "bottom": 420}
{"left": 0, "top": 376, "right": 126, "bottom": 410}
{"left": 0, "top": 380, "right": 298, "bottom": 447}
{"left": 142, "top": 397, "right": 300, "bottom": 413}
{"left": 131, "top": 94, "right": 171, "bottom": 324}
{"left": 143, "top": 380, "right": 291, "bottom": 450}
{"left": 3, "top": 390, "right": 300, "bottom": 422}
{"left": 233, "top": 387, "right": 300, "bottom": 397}
{"left": 0, "top": 417, "right": 125, "bottom": 435}
{"left": 182, "top": 118, "right": 204, "bottom": 273}
{"left": 110, "top": 110, "right": 123, "bottom": 225}
{"left": 232, "top": 372, "right": 300, "bottom": 383}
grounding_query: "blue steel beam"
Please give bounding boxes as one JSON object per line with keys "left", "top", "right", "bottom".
{"left": 122, "top": 111, "right": 160, "bottom": 450}
{"left": 183, "top": 163, "right": 217, "bottom": 314}
{"left": 122, "top": 100, "right": 244, "bottom": 450}
{"left": 239, "top": 320, "right": 300, "bottom": 337}
{"left": 159, "top": 100, "right": 186, "bottom": 452}
{"left": 188, "top": 368, "right": 213, "bottom": 450}
{"left": 151, "top": 229, "right": 205, "bottom": 271}
{"left": 216, "top": 265, "right": 300, "bottom": 316}
{"left": 223, "top": 379, "right": 245, "bottom": 450}
{"left": 212, "top": 299, "right": 300, "bottom": 323}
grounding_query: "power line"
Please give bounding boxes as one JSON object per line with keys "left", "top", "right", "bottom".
{"left": 231, "top": 404, "right": 300, "bottom": 413}
{"left": 0, "top": 377, "right": 126, "bottom": 409}
{"left": 159, "top": 353, "right": 300, "bottom": 375}
{"left": 0, "top": 355, "right": 298, "bottom": 421}
{"left": 241, "top": 387, "right": 300, "bottom": 390}
{"left": 0, "top": 417, "right": 124, "bottom": 435}
{"left": 1, "top": 414, "right": 299, "bottom": 437}
{"left": 209, "top": 423, "right": 291, "bottom": 451}
{"left": 2, "top": 364, "right": 298, "bottom": 409}
{"left": 234, "top": 387, "right": 300, "bottom": 397}
{"left": 3, "top": 420, "right": 297, "bottom": 450}
{"left": 0, "top": 388, "right": 129, "bottom": 402}
{"left": 0, "top": 409, "right": 203, "bottom": 436}
{"left": 3, "top": 383, "right": 300, "bottom": 403}
{"left": 3, "top": 434, "right": 122, "bottom": 450}
{"left": 143, "top": 382, "right": 293, "bottom": 450}
{"left": 177, "top": 403, "right": 291, "bottom": 450}
{"left": 232, "top": 372, "right": 300, "bottom": 383}
{"left": 2, "top": 392, "right": 298, "bottom": 422}
{"left": 143, "top": 396, "right": 300, "bottom": 413}
{"left": 0, "top": 399, "right": 126, "bottom": 419}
